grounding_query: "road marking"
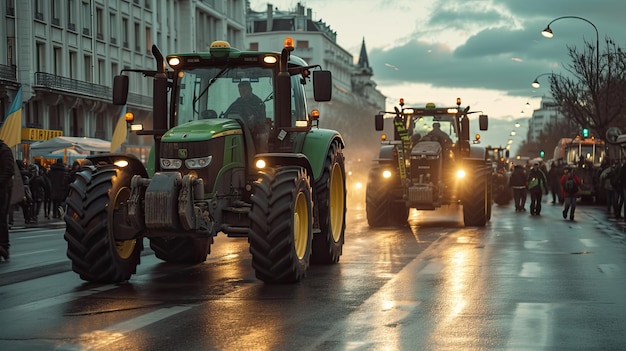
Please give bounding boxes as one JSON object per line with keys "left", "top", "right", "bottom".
{"left": 2, "top": 285, "right": 117, "bottom": 313}
{"left": 579, "top": 239, "right": 598, "bottom": 247}
{"left": 506, "top": 303, "right": 551, "bottom": 349}
{"left": 597, "top": 264, "right": 620, "bottom": 277}
{"left": 419, "top": 261, "right": 444, "bottom": 275}
{"left": 519, "top": 262, "right": 541, "bottom": 277}
{"left": 10, "top": 249, "right": 58, "bottom": 257}
{"left": 14, "top": 233, "right": 61, "bottom": 240}
{"left": 70, "top": 305, "right": 194, "bottom": 350}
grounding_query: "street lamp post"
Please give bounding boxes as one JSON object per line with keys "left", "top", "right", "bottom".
{"left": 541, "top": 16, "right": 599, "bottom": 87}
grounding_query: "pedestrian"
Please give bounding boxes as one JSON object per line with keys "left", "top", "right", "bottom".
{"left": 48, "top": 158, "right": 69, "bottom": 218}
{"left": 561, "top": 166, "right": 582, "bottom": 221}
{"left": 548, "top": 159, "right": 564, "bottom": 204}
{"left": 28, "top": 164, "right": 45, "bottom": 222}
{"left": 527, "top": 161, "right": 548, "bottom": 216}
{"left": 600, "top": 163, "right": 616, "bottom": 215}
{"left": 0, "top": 139, "right": 16, "bottom": 260}
{"left": 39, "top": 163, "right": 52, "bottom": 219}
{"left": 509, "top": 164, "right": 528, "bottom": 212}
{"left": 611, "top": 160, "right": 623, "bottom": 219}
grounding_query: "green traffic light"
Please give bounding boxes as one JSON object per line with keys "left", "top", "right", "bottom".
{"left": 582, "top": 128, "right": 589, "bottom": 137}
{"left": 540, "top": 150, "right": 545, "bottom": 157}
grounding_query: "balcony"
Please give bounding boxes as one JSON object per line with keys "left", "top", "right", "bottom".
{"left": 0, "top": 64, "right": 17, "bottom": 82}
{"left": 34, "top": 72, "right": 151, "bottom": 108}
{"left": 82, "top": 28, "right": 91, "bottom": 36}
{"left": 35, "top": 12, "right": 44, "bottom": 21}
{"left": 68, "top": 23, "right": 76, "bottom": 31}
{"left": 34, "top": 72, "right": 110, "bottom": 100}
{"left": 52, "top": 18, "right": 60, "bottom": 26}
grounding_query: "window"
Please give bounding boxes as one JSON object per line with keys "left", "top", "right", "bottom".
{"left": 36, "top": 42, "right": 46, "bottom": 72}
{"left": 122, "top": 17, "right": 129, "bottom": 48}
{"left": 53, "top": 47, "right": 62, "bottom": 75}
{"left": 81, "top": 1, "right": 91, "bottom": 35}
{"left": 84, "top": 55, "right": 92, "bottom": 82}
{"left": 98, "top": 59, "right": 105, "bottom": 85}
{"left": 134, "top": 22, "right": 141, "bottom": 52}
{"left": 145, "top": 27, "right": 152, "bottom": 54}
{"left": 6, "top": 0, "right": 15, "bottom": 16}
{"left": 296, "top": 40, "right": 309, "bottom": 49}
{"left": 49, "top": 105, "right": 62, "bottom": 131}
{"left": 109, "top": 12, "right": 117, "bottom": 43}
{"left": 249, "top": 42, "right": 259, "bottom": 51}
{"left": 96, "top": 7, "right": 103, "bottom": 40}
{"left": 51, "top": 0, "right": 61, "bottom": 25}
{"left": 67, "top": 0, "right": 76, "bottom": 29}
{"left": 69, "top": 51, "right": 77, "bottom": 79}
{"left": 34, "top": 0, "right": 44, "bottom": 20}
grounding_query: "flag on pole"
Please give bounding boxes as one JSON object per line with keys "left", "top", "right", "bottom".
{"left": 110, "top": 105, "right": 128, "bottom": 152}
{"left": 0, "top": 87, "right": 23, "bottom": 148}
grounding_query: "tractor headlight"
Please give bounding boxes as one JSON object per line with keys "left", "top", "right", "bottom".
{"left": 185, "top": 156, "right": 212, "bottom": 169}
{"left": 382, "top": 170, "right": 392, "bottom": 179}
{"left": 160, "top": 158, "right": 183, "bottom": 169}
{"left": 456, "top": 169, "right": 466, "bottom": 179}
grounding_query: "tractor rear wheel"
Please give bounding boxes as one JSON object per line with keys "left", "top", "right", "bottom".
{"left": 149, "top": 236, "right": 212, "bottom": 264}
{"left": 64, "top": 165, "right": 142, "bottom": 283}
{"left": 366, "top": 166, "right": 392, "bottom": 227}
{"left": 249, "top": 166, "right": 313, "bottom": 283}
{"left": 311, "top": 140, "right": 346, "bottom": 264}
{"left": 463, "top": 166, "right": 491, "bottom": 227}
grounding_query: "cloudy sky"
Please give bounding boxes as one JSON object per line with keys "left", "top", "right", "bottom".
{"left": 249, "top": 0, "right": 626, "bottom": 154}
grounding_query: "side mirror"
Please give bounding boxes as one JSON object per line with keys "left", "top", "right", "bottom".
{"left": 479, "top": 114, "right": 488, "bottom": 131}
{"left": 113, "top": 75, "right": 129, "bottom": 105}
{"left": 313, "top": 70, "right": 332, "bottom": 102}
{"left": 375, "top": 114, "right": 384, "bottom": 131}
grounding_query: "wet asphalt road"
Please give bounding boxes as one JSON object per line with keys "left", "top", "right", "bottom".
{"left": 1, "top": 198, "right": 626, "bottom": 350}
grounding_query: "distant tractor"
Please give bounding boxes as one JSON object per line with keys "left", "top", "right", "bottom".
{"left": 64, "top": 38, "right": 347, "bottom": 284}
{"left": 553, "top": 136, "right": 606, "bottom": 202}
{"left": 366, "top": 98, "right": 492, "bottom": 227}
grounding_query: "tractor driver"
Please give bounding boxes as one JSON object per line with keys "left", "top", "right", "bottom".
{"left": 226, "top": 81, "right": 266, "bottom": 134}
{"left": 226, "top": 81, "right": 268, "bottom": 152}
{"left": 424, "top": 122, "right": 451, "bottom": 144}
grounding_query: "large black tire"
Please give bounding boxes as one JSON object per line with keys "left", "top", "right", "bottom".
{"left": 366, "top": 166, "right": 400, "bottom": 227}
{"left": 64, "top": 165, "right": 142, "bottom": 283}
{"left": 249, "top": 167, "right": 313, "bottom": 283}
{"left": 149, "top": 236, "right": 212, "bottom": 264}
{"left": 311, "top": 140, "right": 346, "bottom": 264}
{"left": 366, "top": 167, "right": 388, "bottom": 227}
{"left": 388, "top": 201, "right": 409, "bottom": 226}
{"left": 463, "top": 166, "right": 491, "bottom": 227}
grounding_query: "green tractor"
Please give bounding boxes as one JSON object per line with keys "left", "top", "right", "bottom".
{"left": 64, "top": 38, "right": 347, "bottom": 284}
{"left": 366, "top": 98, "right": 492, "bottom": 227}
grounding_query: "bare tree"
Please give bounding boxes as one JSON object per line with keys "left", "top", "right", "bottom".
{"left": 549, "top": 38, "right": 626, "bottom": 146}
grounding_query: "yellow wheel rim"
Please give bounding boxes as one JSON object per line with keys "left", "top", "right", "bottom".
{"left": 112, "top": 187, "right": 136, "bottom": 259}
{"left": 329, "top": 163, "right": 345, "bottom": 241}
{"left": 293, "top": 191, "right": 309, "bottom": 259}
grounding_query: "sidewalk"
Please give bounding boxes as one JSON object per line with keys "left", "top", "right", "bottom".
{"left": 8, "top": 207, "right": 66, "bottom": 230}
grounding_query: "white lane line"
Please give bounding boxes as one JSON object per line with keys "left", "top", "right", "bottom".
{"left": 597, "top": 264, "right": 620, "bottom": 277}
{"left": 14, "top": 233, "right": 61, "bottom": 240}
{"left": 519, "top": 262, "right": 541, "bottom": 278}
{"left": 2, "top": 285, "right": 117, "bottom": 313}
{"left": 10, "top": 249, "right": 58, "bottom": 257}
{"left": 506, "top": 303, "right": 551, "bottom": 349}
{"left": 73, "top": 305, "right": 194, "bottom": 350}
{"left": 579, "top": 239, "right": 598, "bottom": 247}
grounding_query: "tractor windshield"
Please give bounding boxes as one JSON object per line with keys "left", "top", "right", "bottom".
{"left": 174, "top": 66, "right": 275, "bottom": 126}
{"left": 412, "top": 115, "right": 455, "bottom": 141}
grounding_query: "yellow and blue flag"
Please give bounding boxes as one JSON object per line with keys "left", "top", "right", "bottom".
{"left": 0, "top": 87, "right": 23, "bottom": 148}
{"left": 110, "top": 104, "right": 128, "bottom": 152}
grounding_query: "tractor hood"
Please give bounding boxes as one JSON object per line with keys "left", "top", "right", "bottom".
{"left": 161, "top": 118, "right": 243, "bottom": 142}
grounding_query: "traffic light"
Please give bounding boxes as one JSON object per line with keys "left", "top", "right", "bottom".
{"left": 539, "top": 150, "right": 545, "bottom": 157}
{"left": 582, "top": 128, "right": 589, "bottom": 138}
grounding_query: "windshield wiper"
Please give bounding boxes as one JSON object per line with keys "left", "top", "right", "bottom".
{"left": 192, "top": 65, "right": 230, "bottom": 111}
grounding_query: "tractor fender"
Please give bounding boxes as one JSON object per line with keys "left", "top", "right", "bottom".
{"left": 375, "top": 144, "right": 396, "bottom": 162}
{"left": 86, "top": 153, "right": 149, "bottom": 179}
{"left": 301, "top": 129, "right": 344, "bottom": 181}
{"left": 253, "top": 153, "right": 314, "bottom": 184}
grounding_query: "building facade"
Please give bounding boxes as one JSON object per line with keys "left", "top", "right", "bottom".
{"left": 528, "top": 96, "right": 566, "bottom": 143}
{"left": 0, "top": 0, "right": 246, "bottom": 163}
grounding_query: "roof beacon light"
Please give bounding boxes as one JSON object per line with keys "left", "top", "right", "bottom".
{"left": 284, "top": 37, "right": 294, "bottom": 51}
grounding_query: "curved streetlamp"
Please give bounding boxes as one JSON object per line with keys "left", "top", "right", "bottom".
{"left": 541, "top": 16, "right": 599, "bottom": 84}
{"left": 531, "top": 73, "right": 556, "bottom": 88}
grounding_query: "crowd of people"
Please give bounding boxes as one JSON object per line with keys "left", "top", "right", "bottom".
{"left": 9, "top": 157, "right": 81, "bottom": 226}
{"left": 508, "top": 158, "right": 583, "bottom": 220}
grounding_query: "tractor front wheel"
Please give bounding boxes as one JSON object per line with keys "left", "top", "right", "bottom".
{"left": 64, "top": 165, "right": 142, "bottom": 283}
{"left": 249, "top": 166, "right": 313, "bottom": 283}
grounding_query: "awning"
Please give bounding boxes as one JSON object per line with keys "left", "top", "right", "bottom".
{"left": 30, "top": 136, "right": 111, "bottom": 157}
